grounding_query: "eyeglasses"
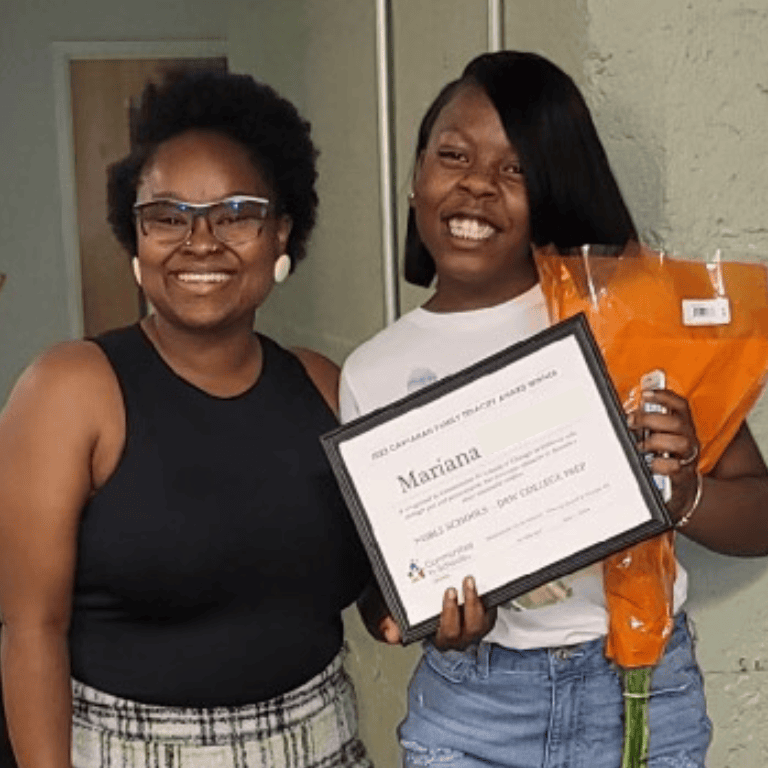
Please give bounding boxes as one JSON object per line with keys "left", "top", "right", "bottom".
{"left": 133, "top": 195, "right": 271, "bottom": 246}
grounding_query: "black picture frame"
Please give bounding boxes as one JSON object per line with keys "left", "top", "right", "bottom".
{"left": 322, "top": 314, "right": 672, "bottom": 644}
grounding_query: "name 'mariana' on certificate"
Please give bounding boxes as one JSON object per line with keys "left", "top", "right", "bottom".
{"left": 338, "top": 334, "right": 653, "bottom": 627}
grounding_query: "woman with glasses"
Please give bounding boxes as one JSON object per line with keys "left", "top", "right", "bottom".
{"left": 0, "top": 69, "right": 372, "bottom": 768}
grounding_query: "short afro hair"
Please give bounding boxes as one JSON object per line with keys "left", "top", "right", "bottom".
{"left": 107, "top": 68, "right": 319, "bottom": 267}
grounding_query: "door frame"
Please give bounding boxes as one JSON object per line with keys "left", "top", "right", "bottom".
{"left": 52, "top": 40, "right": 229, "bottom": 338}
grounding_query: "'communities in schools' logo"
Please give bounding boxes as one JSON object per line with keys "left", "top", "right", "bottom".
{"left": 407, "top": 560, "right": 426, "bottom": 583}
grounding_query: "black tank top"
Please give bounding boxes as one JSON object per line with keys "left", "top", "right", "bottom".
{"left": 70, "top": 325, "right": 370, "bottom": 706}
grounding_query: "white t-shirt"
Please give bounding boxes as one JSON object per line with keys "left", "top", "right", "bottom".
{"left": 340, "top": 284, "right": 687, "bottom": 649}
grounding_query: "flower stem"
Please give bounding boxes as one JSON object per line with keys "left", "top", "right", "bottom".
{"left": 621, "top": 666, "right": 652, "bottom": 768}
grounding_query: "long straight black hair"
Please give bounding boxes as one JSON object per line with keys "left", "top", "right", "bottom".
{"left": 404, "top": 51, "right": 638, "bottom": 287}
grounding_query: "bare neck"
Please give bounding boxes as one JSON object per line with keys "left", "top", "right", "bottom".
{"left": 140, "top": 314, "right": 262, "bottom": 398}
{"left": 424, "top": 268, "right": 539, "bottom": 313}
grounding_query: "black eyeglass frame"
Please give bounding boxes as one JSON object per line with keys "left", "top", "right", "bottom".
{"left": 132, "top": 195, "right": 272, "bottom": 246}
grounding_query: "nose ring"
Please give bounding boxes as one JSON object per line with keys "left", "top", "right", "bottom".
{"left": 183, "top": 237, "right": 219, "bottom": 252}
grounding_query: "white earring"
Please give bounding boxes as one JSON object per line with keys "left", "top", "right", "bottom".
{"left": 274, "top": 253, "right": 291, "bottom": 283}
{"left": 131, "top": 257, "right": 142, "bottom": 287}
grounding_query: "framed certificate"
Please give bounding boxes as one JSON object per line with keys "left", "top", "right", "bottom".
{"left": 322, "top": 314, "right": 672, "bottom": 644}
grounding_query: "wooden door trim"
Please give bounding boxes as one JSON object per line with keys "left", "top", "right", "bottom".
{"left": 52, "top": 40, "right": 229, "bottom": 338}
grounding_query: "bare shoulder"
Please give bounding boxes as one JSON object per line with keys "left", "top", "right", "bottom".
{"left": 5, "top": 340, "right": 118, "bottom": 421}
{"left": 18, "top": 338, "right": 114, "bottom": 380}
{"left": 0, "top": 340, "right": 124, "bottom": 486}
{"left": 292, "top": 347, "right": 341, "bottom": 415}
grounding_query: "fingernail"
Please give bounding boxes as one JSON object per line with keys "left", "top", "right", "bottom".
{"left": 446, "top": 587, "right": 458, "bottom": 601}
{"left": 464, "top": 575, "right": 476, "bottom": 592}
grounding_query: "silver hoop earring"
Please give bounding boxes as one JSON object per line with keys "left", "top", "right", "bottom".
{"left": 131, "top": 257, "right": 142, "bottom": 287}
{"left": 274, "top": 254, "right": 291, "bottom": 283}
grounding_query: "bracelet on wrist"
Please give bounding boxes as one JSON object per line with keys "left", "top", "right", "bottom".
{"left": 676, "top": 471, "right": 704, "bottom": 529}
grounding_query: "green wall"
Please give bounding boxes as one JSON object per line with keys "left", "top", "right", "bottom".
{"left": 582, "top": 4, "right": 768, "bottom": 764}
{"left": 231, "top": 0, "right": 387, "bottom": 363}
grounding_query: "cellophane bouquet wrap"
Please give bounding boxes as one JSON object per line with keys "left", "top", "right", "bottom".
{"left": 534, "top": 242, "right": 768, "bottom": 764}
{"left": 534, "top": 242, "right": 768, "bottom": 665}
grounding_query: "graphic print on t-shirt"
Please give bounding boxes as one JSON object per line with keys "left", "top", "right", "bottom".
{"left": 407, "top": 367, "right": 439, "bottom": 393}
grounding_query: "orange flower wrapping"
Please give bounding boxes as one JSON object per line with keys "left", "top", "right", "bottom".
{"left": 602, "top": 535, "right": 676, "bottom": 667}
{"left": 534, "top": 243, "right": 768, "bottom": 667}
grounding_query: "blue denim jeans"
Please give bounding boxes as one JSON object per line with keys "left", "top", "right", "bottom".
{"left": 399, "top": 613, "right": 711, "bottom": 768}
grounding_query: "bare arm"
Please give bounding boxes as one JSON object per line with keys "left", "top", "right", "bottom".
{"left": 0, "top": 343, "right": 119, "bottom": 767}
{"left": 633, "top": 388, "right": 768, "bottom": 555}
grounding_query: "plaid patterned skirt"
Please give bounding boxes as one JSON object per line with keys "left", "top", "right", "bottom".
{"left": 71, "top": 650, "right": 372, "bottom": 768}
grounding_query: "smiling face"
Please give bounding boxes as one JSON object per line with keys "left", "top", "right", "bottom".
{"left": 413, "top": 84, "right": 536, "bottom": 311}
{"left": 134, "top": 130, "right": 291, "bottom": 333}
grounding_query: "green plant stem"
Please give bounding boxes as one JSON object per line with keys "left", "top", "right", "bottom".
{"left": 621, "top": 666, "right": 652, "bottom": 768}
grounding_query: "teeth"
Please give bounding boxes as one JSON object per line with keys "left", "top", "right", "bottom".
{"left": 448, "top": 217, "right": 494, "bottom": 240}
{"left": 177, "top": 272, "right": 230, "bottom": 283}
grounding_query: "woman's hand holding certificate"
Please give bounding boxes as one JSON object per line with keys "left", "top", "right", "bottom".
{"left": 359, "top": 576, "right": 496, "bottom": 650}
